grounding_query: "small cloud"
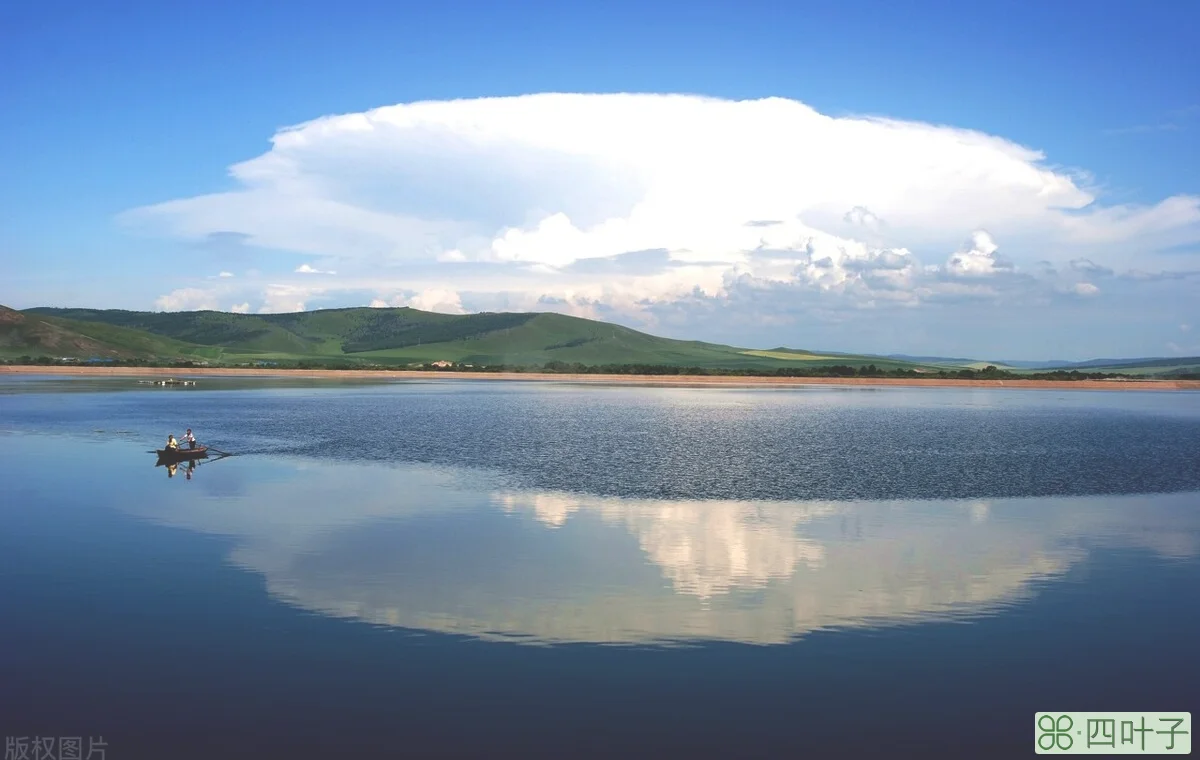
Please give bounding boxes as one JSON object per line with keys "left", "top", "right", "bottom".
{"left": 945, "top": 230, "right": 1008, "bottom": 277}
{"left": 1072, "top": 282, "right": 1099, "bottom": 296}
{"left": 183, "top": 231, "right": 253, "bottom": 252}
{"left": 843, "top": 206, "right": 881, "bottom": 230}
{"left": 1104, "top": 106, "right": 1199, "bottom": 136}
{"left": 1069, "top": 258, "right": 1113, "bottom": 277}
{"left": 295, "top": 264, "right": 336, "bottom": 275}
{"left": 436, "top": 249, "right": 468, "bottom": 262}
{"left": 205, "top": 231, "right": 252, "bottom": 245}
{"left": 218, "top": 271, "right": 234, "bottom": 278}
{"left": 1164, "top": 341, "right": 1199, "bottom": 355}
{"left": 154, "top": 288, "right": 219, "bottom": 312}
{"left": 230, "top": 302, "right": 250, "bottom": 314}
{"left": 1118, "top": 269, "right": 1200, "bottom": 282}
{"left": 1102, "top": 123, "right": 1180, "bottom": 136}
{"left": 744, "top": 220, "right": 783, "bottom": 228}
{"left": 1182, "top": 324, "right": 1192, "bottom": 332}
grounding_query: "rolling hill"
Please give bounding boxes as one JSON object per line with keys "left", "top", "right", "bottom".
{"left": 11, "top": 305, "right": 939, "bottom": 371}
{"left": 1039, "top": 356, "right": 1200, "bottom": 377}
{"left": 0, "top": 305, "right": 219, "bottom": 361}
{"left": 887, "top": 351, "right": 1200, "bottom": 376}
{"left": 6, "top": 304, "right": 1198, "bottom": 377}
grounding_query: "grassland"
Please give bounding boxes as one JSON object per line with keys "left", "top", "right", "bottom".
{"left": 10, "top": 305, "right": 953, "bottom": 372}
{"left": 0, "top": 306, "right": 220, "bottom": 361}
{"left": 5, "top": 303, "right": 1199, "bottom": 379}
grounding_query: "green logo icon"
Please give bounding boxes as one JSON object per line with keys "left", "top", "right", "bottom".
{"left": 1039, "top": 714, "right": 1075, "bottom": 751}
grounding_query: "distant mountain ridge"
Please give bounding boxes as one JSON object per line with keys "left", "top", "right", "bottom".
{"left": 885, "top": 353, "right": 986, "bottom": 365}
{"left": 887, "top": 352, "right": 1200, "bottom": 373}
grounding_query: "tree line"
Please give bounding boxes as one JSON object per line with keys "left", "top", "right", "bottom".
{"left": 0, "top": 355, "right": 1152, "bottom": 380}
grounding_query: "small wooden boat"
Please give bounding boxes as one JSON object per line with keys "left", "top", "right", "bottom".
{"left": 156, "top": 446, "right": 209, "bottom": 460}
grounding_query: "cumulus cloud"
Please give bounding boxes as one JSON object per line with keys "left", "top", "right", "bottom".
{"left": 843, "top": 205, "right": 882, "bottom": 232}
{"left": 371, "top": 287, "right": 465, "bottom": 314}
{"left": 945, "top": 231, "right": 1009, "bottom": 277}
{"left": 259, "top": 284, "right": 324, "bottom": 313}
{"left": 218, "top": 271, "right": 234, "bottom": 278}
{"left": 230, "top": 302, "right": 250, "bottom": 314}
{"left": 295, "top": 263, "right": 336, "bottom": 275}
{"left": 154, "top": 288, "right": 219, "bottom": 312}
{"left": 122, "top": 93, "right": 1200, "bottom": 264}
{"left": 122, "top": 93, "right": 1200, "bottom": 353}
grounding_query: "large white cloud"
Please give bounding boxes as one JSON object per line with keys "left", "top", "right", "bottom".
{"left": 123, "top": 93, "right": 1200, "bottom": 354}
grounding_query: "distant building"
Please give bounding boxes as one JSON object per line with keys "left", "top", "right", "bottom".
{"left": 429, "top": 360, "right": 454, "bottom": 368}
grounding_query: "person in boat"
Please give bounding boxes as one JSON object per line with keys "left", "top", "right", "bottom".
{"left": 183, "top": 429, "right": 196, "bottom": 449}
{"left": 166, "top": 434, "right": 179, "bottom": 451}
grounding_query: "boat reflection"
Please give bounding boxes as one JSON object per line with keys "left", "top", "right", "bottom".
{"left": 154, "top": 449, "right": 231, "bottom": 480}
{"left": 159, "top": 460, "right": 196, "bottom": 479}
{"left": 119, "top": 459, "right": 1200, "bottom": 646}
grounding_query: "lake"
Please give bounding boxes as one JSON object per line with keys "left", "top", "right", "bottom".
{"left": 1, "top": 375, "right": 1198, "bottom": 758}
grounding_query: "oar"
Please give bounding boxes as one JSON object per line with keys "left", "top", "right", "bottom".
{"left": 204, "top": 445, "right": 233, "bottom": 456}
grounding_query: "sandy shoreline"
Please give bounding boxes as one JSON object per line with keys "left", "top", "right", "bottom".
{"left": 3, "top": 364, "right": 1199, "bottom": 391}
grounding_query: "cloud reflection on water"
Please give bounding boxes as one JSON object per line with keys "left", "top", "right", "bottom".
{"left": 122, "top": 459, "right": 1200, "bottom": 646}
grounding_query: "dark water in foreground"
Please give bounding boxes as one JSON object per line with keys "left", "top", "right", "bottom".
{"left": 1, "top": 376, "right": 1198, "bottom": 758}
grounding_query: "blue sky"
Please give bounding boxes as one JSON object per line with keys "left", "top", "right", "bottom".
{"left": 2, "top": 0, "right": 1198, "bottom": 360}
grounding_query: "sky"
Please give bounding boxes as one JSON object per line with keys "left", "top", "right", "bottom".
{"left": 2, "top": 0, "right": 1199, "bottom": 361}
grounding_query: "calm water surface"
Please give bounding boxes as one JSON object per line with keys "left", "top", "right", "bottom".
{"left": 1, "top": 376, "right": 1198, "bottom": 758}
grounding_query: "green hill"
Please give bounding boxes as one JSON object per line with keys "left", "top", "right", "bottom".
{"left": 11, "top": 304, "right": 1191, "bottom": 377}
{"left": 14, "top": 305, "right": 939, "bottom": 371}
{"left": 0, "top": 305, "right": 219, "bottom": 361}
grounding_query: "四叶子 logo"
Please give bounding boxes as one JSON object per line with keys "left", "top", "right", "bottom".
{"left": 1035, "top": 712, "right": 1191, "bottom": 754}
